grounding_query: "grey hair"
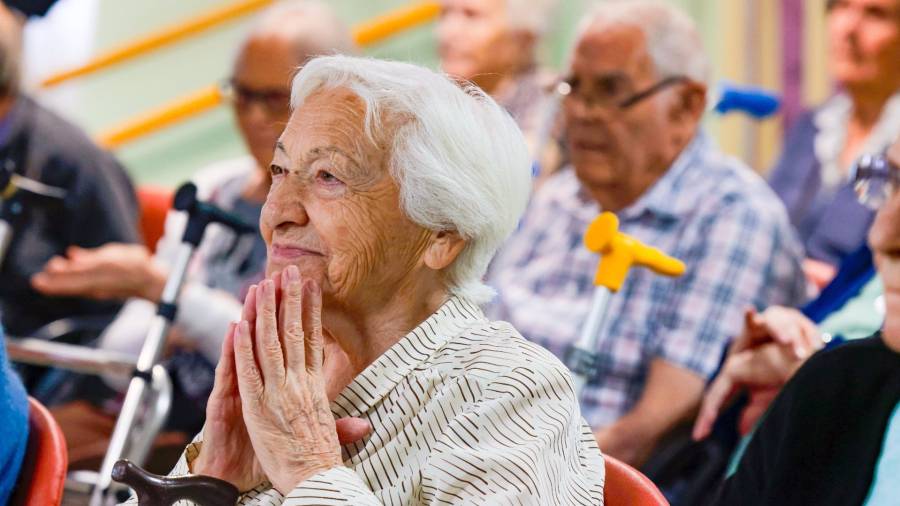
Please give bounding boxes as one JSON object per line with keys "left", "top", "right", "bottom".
{"left": 239, "top": 0, "right": 356, "bottom": 65}
{"left": 0, "top": 7, "right": 21, "bottom": 96}
{"left": 290, "top": 55, "right": 532, "bottom": 304}
{"left": 505, "top": 0, "right": 560, "bottom": 35}
{"left": 578, "top": 0, "right": 709, "bottom": 85}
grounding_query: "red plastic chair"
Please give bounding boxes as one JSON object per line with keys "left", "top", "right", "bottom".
{"left": 604, "top": 454, "right": 669, "bottom": 506}
{"left": 11, "top": 397, "right": 69, "bottom": 506}
{"left": 137, "top": 185, "right": 174, "bottom": 253}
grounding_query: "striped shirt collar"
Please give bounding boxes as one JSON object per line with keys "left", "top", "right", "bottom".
{"left": 331, "top": 296, "right": 486, "bottom": 419}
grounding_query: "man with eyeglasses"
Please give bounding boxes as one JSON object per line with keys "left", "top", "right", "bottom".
{"left": 709, "top": 137, "right": 900, "bottom": 506}
{"left": 32, "top": 0, "right": 356, "bottom": 467}
{"left": 486, "top": 0, "right": 806, "bottom": 467}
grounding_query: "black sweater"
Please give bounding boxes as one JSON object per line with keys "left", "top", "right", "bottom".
{"left": 715, "top": 335, "right": 900, "bottom": 505}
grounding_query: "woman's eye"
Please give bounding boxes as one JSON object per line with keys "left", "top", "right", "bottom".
{"left": 269, "top": 164, "right": 285, "bottom": 177}
{"left": 316, "top": 170, "right": 341, "bottom": 185}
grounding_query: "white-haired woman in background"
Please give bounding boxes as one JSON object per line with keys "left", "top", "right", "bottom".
{"left": 143, "top": 55, "right": 605, "bottom": 505}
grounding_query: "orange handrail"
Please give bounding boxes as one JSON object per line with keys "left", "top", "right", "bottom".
{"left": 41, "top": 0, "right": 275, "bottom": 88}
{"left": 94, "top": 1, "right": 442, "bottom": 149}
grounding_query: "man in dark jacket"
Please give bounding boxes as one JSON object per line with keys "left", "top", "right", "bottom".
{"left": 0, "top": 4, "right": 138, "bottom": 345}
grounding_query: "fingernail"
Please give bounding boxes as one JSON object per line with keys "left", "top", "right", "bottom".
{"left": 288, "top": 265, "right": 300, "bottom": 281}
{"left": 239, "top": 320, "right": 250, "bottom": 335}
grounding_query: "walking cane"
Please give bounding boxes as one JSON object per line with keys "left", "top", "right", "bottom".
{"left": 566, "top": 212, "right": 686, "bottom": 396}
{"left": 91, "top": 182, "right": 255, "bottom": 505}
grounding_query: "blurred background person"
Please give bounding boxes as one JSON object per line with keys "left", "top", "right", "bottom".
{"left": 30, "top": 0, "right": 356, "bottom": 469}
{"left": 437, "top": 0, "right": 563, "bottom": 178}
{"left": 488, "top": 0, "right": 806, "bottom": 467}
{"left": 712, "top": 135, "right": 900, "bottom": 506}
{"left": 0, "top": 3, "right": 138, "bottom": 354}
{"left": 768, "top": 0, "right": 900, "bottom": 283}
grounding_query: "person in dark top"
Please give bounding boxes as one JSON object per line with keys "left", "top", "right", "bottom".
{"left": 715, "top": 138, "right": 900, "bottom": 506}
{"left": 767, "top": 0, "right": 900, "bottom": 274}
{"left": 0, "top": 5, "right": 138, "bottom": 341}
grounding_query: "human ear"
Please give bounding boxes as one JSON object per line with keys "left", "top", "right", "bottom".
{"left": 423, "top": 230, "right": 467, "bottom": 271}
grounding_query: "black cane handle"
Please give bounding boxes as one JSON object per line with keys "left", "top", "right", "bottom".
{"left": 112, "top": 459, "right": 240, "bottom": 506}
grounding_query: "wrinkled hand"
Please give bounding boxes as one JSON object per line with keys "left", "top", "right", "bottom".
{"left": 235, "top": 266, "right": 360, "bottom": 495}
{"left": 30, "top": 244, "right": 166, "bottom": 302}
{"left": 691, "top": 307, "right": 823, "bottom": 440}
{"left": 191, "top": 318, "right": 265, "bottom": 492}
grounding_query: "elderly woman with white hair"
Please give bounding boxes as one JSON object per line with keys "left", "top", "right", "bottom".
{"left": 137, "top": 55, "right": 605, "bottom": 505}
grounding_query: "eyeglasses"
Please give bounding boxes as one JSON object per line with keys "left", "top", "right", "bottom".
{"left": 220, "top": 79, "right": 292, "bottom": 117}
{"left": 557, "top": 74, "right": 688, "bottom": 111}
{"left": 849, "top": 151, "right": 900, "bottom": 209}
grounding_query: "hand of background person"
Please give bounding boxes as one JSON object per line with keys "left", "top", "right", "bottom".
{"left": 30, "top": 244, "right": 167, "bottom": 302}
{"left": 691, "top": 307, "right": 823, "bottom": 440}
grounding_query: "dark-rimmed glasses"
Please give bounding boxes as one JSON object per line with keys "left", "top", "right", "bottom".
{"left": 220, "top": 79, "right": 292, "bottom": 117}
{"left": 557, "top": 75, "right": 688, "bottom": 111}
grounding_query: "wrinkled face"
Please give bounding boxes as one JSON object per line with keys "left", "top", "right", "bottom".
{"left": 261, "top": 87, "right": 432, "bottom": 308}
{"left": 563, "top": 24, "right": 672, "bottom": 197}
{"left": 827, "top": 0, "right": 900, "bottom": 89}
{"left": 869, "top": 138, "right": 900, "bottom": 294}
{"left": 231, "top": 35, "right": 297, "bottom": 170}
{"left": 437, "top": 0, "right": 525, "bottom": 85}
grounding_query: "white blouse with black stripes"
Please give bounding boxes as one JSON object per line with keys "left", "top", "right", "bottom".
{"left": 138, "top": 296, "right": 605, "bottom": 505}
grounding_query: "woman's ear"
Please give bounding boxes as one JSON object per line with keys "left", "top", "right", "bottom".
{"left": 423, "top": 230, "right": 467, "bottom": 271}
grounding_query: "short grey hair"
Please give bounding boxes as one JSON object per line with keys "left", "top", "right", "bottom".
{"left": 0, "top": 6, "right": 22, "bottom": 96}
{"left": 290, "top": 56, "right": 532, "bottom": 304}
{"left": 505, "top": 0, "right": 560, "bottom": 35}
{"left": 240, "top": 0, "right": 356, "bottom": 64}
{"left": 579, "top": 0, "right": 709, "bottom": 85}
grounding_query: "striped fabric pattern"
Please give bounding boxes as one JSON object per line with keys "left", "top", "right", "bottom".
{"left": 138, "top": 297, "right": 605, "bottom": 505}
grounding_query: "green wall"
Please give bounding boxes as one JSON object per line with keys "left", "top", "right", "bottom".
{"left": 33, "top": 0, "right": 729, "bottom": 186}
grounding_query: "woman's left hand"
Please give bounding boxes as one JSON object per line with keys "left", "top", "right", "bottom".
{"left": 233, "top": 265, "right": 343, "bottom": 495}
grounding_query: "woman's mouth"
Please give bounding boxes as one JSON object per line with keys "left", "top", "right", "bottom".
{"left": 270, "top": 244, "right": 324, "bottom": 260}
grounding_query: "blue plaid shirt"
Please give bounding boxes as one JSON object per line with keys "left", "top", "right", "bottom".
{"left": 486, "top": 134, "right": 808, "bottom": 428}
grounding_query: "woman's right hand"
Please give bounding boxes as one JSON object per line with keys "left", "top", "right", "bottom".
{"left": 191, "top": 287, "right": 266, "bottom": 492}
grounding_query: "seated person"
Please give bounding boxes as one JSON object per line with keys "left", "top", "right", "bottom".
{"left": 126, "top": 54, "right": 605, "bottom": 504}
{"left": 693, "top": 136, "right": 900, "bottom": 479}
{"left": 30, "top": 0, "right": 356, "bottom": 459}
{"left": 437, "top": 0, "right": 562, "bottom": 177}
{"left": 768, "top": 0, "right": 900, "bottom": 276}
{"left": 0, "top": 326, "right": 28, "bottom": 504}
{"left": 487, "top": 0, "right": 807, "bottom": 467}
{"left": 712, "top": 138, "right": 900, "bottom": 505}
{"left": 0, "top": 4, "right": 139, "bottom": 345}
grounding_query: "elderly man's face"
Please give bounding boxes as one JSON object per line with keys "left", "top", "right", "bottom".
{"left": 869, "top": 139, "right": 900, "bottom": 294}
{"left": 261, "top": 87, "right": 432, "bottom": 307}
{"left": 231, "top": 34, "right": 296, "bottom": 171}
{"left": 437, "top": 0, "right": 527, "bottom": 87}
{"left": 563, "top": 24, "right": 692, "bottom": 206}
{"left": 828, "top": 0, "right": 900, "bottom": 90}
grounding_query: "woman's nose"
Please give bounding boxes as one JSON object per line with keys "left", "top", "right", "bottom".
{"left": 262, "top": 179, "right": 310, "bottom": 229}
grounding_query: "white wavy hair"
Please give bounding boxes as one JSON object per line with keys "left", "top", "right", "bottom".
{"left": 578, "top": 0, "right": 709, "bottom": 85}
{"left": 289, "top": 55, "right": 532, "bottom": 304}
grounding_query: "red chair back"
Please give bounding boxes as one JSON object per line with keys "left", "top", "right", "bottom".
{"left": 604, "top": 454, "right": 669, "bottom": 506}
{"left": 137, "top": 185, "right": 174, "bottom": 253}
{"left": 11, "top": 397, "right": 68, "bottom": 506}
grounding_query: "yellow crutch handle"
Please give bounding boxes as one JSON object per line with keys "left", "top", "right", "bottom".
{"left": 583, "top": 212, "right": 686, "bottom": 292}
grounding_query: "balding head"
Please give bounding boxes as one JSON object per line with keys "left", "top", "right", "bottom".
{"left": 230, "top": 0, "right": 357, "bottom": 172}
{"left": 577, "top": 0, "right": 709, "bottom": 87}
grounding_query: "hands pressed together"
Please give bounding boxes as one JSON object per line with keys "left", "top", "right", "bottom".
{"left": 191, "top": 265, "right": 370, "bottom": 494}
{"left": 692, "top": 306, "right": 824, "bottom": 440}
